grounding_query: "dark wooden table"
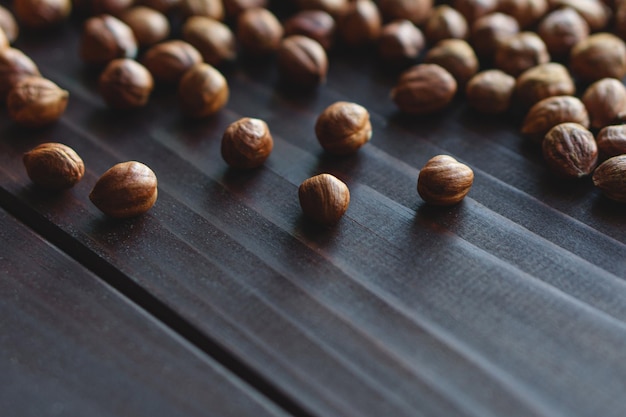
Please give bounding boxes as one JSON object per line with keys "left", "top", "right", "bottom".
{"left": 3, "top": 5, "right": 626, "bottom": 417}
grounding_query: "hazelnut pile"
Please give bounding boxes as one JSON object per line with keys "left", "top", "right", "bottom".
{"left": 10, "top": 0, "right": 626, "bottom": 225}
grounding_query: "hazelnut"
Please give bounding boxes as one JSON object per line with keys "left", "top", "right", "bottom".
{"left": 79, "top": 14, "right": 138, "bottom": 66}
{"left": 98, "top": 58, "right": 154, "bottom": 109}
{"left": 581, "top": 78, "right": 626, "bottom": 130}
{"left": 0, "top": 28, "right": 8, "bottom": 51}
{"left": 616, "top": 3, "right": 626, "bottom": 41}
{"left": 221, "top": 117, "right": 273, "bottom": 169}
{"left": 296, "top": 0, "right": 349, "bottom": 18}
{"left": 283, "top": 9, "right": 336, "bottom": 52}
{"left": 542, "top": 122, "right": 597, "bottom": 178}
{"left": 0, "top": 47, "right": 40, "bottom": 101}
{"left": 142, "top": 40, "right": 202, "bottom": 84}
{"left": 182, "top": 16, "right": 237, "bottom": 66}
{"left": 223, "top": 0, "right": 268, "bottom": 18}
{"left": 423, "top": 5, "right": 468, "bottom": 44}
{"left": 277, "top": 35, "right": 328, "bottom": 88}
{"left": 466, "top": 69, "right": 515, "bottom": 114}
{"left": 13, "top": 0, "right": 72, "bottom": 29}
{"left": 494, "top": 31, "right": 550, "bottom": 76}
{"left": 0, "top": 5, "right": 19, "bottom": 43}
{"left": 315, "top": 101, "right": 371, "bottom": 154}
{"left": 593, "top": 155, "right": 626, "bottom": 202}
{"left": 596, "top": 125, "right": 626, "bottom": 158}
{"left": 377, "top": 0, "right": 433, "bottom": 25}
{"left": 136, "top": 0, "right": 181, "bottom": 14}
{"left": 180, "top": 0, "right": 224, "bottom": 20}
{"left": 424, "top": 39, "right": 478, "bottom": 87}
{"left": 548, "top": 0, "right": 609, "bottom": 31}
{"left": 497, "top": 0, "right": 548, "bottom": 28}
{"left": 470, "top": 12, "right": 519, "bottom": 58}
{"left": 120, "top": 6, "right": 170, "bottom": 48}
{"left": 298, "top": 173, "right": 350, "bottom": 225}
{"left": 89, "top": 161, "right": 158, "bottom": 218}
{"left": 452, "top": 0, "right": 498, "bottom": 23}
{"left": 377, "top": 19, "right": 425, "bottom": 66}
{"left": 521, "top": 95, "right": 589, "bottom": 142}
{"left": 570, "top": 33, "right": 626, "bottom": 84}
{"left": 178, "top": 63, "right": 229, "bottom": 118}
{"left": 514, "top": 62, "right": 575, "bottom": 109}
{"left": 236, "top": 8, "right": 283, "bottom": 56}
{"left": 391, "top": 63, "right": 457, "bottom": 114}
{"left": 417, "top": 155, "right": 474, "bottom": 206}
{"left": 7, "top": 76, "right": 69, "bottom": 128}
{"left": 23, "top": 143, "right": 84, "bottom": 190}
{"left": 537, "top": 8, "right": 589, "bottom": 58}
{"left": 338, "top": 0, "right": 381, "bottom": 47}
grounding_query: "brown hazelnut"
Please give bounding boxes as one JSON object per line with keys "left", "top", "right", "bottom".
{"left": 277, "top": 35, "right": 328, "bottom": 88}
{"left": 466, "top": 69, "right": 515, "bottom": 114}
{"left": 542, "top": 122, "right": 597, "bottom": 178}
{"left": 98, "top": 58, "right": 154, "bottom": 109}
{"left": 452, "top": 0, "right": 498, "bottom": 23}
{"left": 181, "top": 0, "right": 224, "bottom": 20}
{"left": 548, "top": 0, "right": 610, "bottom": 31}
{"left": 470, "top": 12, "right": 519, "bottom": 58}
{"left": 296, "top": 0, "right": 349, "bottom": 18}
{"left": 377, "top": 19, "right": 424, "bottom": 66}
{"left": 79, "top": 14, "right": 138, "bottom": 66}
{"left": 581, "top": 78, "right": 626, "bottom": 130}
{"left": 142, "top": 40, "right": 202, "bottom": 84}
{"left": 182, "top": 16, "right": 237, "bottom": 66}
{"left": 89, "top": 161, "right": 158, "bottom": 218}
{"left": 521, "top": 95, "right": 589, "bottom": 142}
{"left": 0, "top": 28, "right": 9, "bottom": 51}
{"left": 7, "top": 76, "right": 69, "bottom": 128}
{"left": 616, "top": 3, "right": 626, "bottom": 41}
{"left": 391, "top": 63, "right": 458, "bottom": 114}
{"left": 417, "top": 155, "right": 474, "bottom": 206}
{"left": 494, "top": 31, "right": 550, "bottom": 76}
{"left": 593, "top": 155, "right": 626, "bottom": 202}
{"left": 424, "top": 39, "right": 478, "bottom": 87}
{"left": 0, "top": 47, "right": 40, "bottom": 100}
{"left": 0, "top": 5, "right": 19, "bottom": 43}
{"left": 514, "top": 62, "right": 575, "bottom": 109}
{"left": 236, "top": 8, "right": 283, "bottom": 56}
{"left": 537, "top": 8, "right": 589, "bottom": 58}
{"left": 570, "top": 33, "right": 626, "bottom": 84}
{"left": 315, "top": 101, "right": 371, "bottom": 154}
{"left": 178, "top": 63, "right": 229, "bottom": 118}
{"left": 223, "top": 0, "right": 268, "bottom": 18}
{"left": 378, "top": 0, "right": 433, "bottom": 25}
{"left": 596, "top": 125, "right": 626, "bottom": 158}
{"left": 497, "top": 0, "right": 548, "bottom": 28}
{"left": 423, "top": 5, "right": 468, "bottom": 44}
{"left": 283, "top": 9, "right": 336, "bottom": 52}
{"left": 120, "top": 6, "right": 170, "bottom": 48}
{"left": 23, "top": 143, "right": 84, "bottom": 190}
{"left": 13, "top": 0, "right": 71, "bottom": 29}
{"left": 221, "top": 117, "right": 273, "bottom": 169}
{"left": 338, "top": 0, "right": 381, "bottom": 47}
{"left": 298, "top": 173, "right": 350, "bottom": 225}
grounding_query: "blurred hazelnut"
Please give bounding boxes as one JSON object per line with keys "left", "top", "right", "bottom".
{"left": 7, "top": 76, "right": 69, "bottom": 128}
{"left": 514, "top": 62, "right": 575, "bottom": 108}
{"left": 581, "top": 78, "right": 626, "bottom": 130}
{"left": 142, "top": 40, "right": 202, "bottom": 84}
{"left": 0, "top": 5, "right": 18, "bottom": 43}
{"left": 548, "top": 0, "right": 610, "bottom": 31}
{"left": 0, "top": 47, "right": 40, "bottom": 101}
{"left": 277, "top": 35, "right": 328, "bottom": 88}
{"left": 470, "top": 12, "right": 519, "bottom": 58}
{"left": 296, "top": 0, "right": 349, "bottom": 18}
{"left": 542, "top": 122, "right": 597, "bottom": 178}
{"left": 424, "top": 39, "right": 478, "bottom": 87}
{"left": 452, "top": 0, "right": 497, "bottom": 23}
{"left": 423, "top": 5, "right": 468, "bottom": 44}
{"left": 79, "top": 14, "right": 138, "bottom": 66}
{"left": 596, "top": 125, "right": 626, "bottom": 158}
{"left": 283, "top": 9, "right": 336, "bottom": 52}
{"left": 298, "top": 173, "right": 350, "bottom": 225}
{"left": 13, "top": 0, "right": 72, "bottom": 29}
{"left": 120, "top": 6, "right": 170, "bottom": 47}
{"left": 182, "top": 16, "right": 236, "bottom": 66}
{"left": 497, "top": 0, "right": 548, "bottom": 28}
{"left": 315, "top": 101, "right": 371, "bottom": 154}
{"left": 494, "top": 31, "right": 550, "bottom": 76}
{"left": 98, "top": 58, "right": 154, "bottom": 109}
{"left": 236, "top": 7, "right": 283, "bottom": 56}
{"left": 180, "top": 0, "right": 224, "bottom": 20}
{"left": 136, "top": 0, "right": 181, "bottom": 14}
{"left": 391, "top": 63, "right": 458, "bottom": 114}
{"left": 223, "top": 0, "right": 268, "bottom": 18}
{"left": 378, "top": 0, "right": 433, "bottom": 25}
{"left": 377, "top": 19, "right": 424, "bottom": 66}
{"left": 178, "top": 63, "right": 229, "bottom": 118}
{"left": 73, "top": 0, "right": 134, "bottom": 16}
{"left": 338, "top": 0, "right": 381, "bottom": 47}
{"left": 537, "top": 8, "right": 589, "bottom": 58}
{"left": 466, "top": 69, "right": 515, "bottom": 114}
{"left": 570, "top": 33, "right": 626, "bottom": 83}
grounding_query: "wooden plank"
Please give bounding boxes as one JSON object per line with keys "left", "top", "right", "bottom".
{"left": 2, "top": 11, "right": 626, "bottom": 417}
{"left": 0, "top": 207, "right": 289, "bottom": 417}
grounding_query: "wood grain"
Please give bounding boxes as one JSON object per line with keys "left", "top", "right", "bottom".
{"left": 2, "top": 11, "right": 626, "bottom": 417}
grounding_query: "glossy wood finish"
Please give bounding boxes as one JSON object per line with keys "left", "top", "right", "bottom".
{"left": 2, "top": 9, "right": 626, "bottom": 417}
